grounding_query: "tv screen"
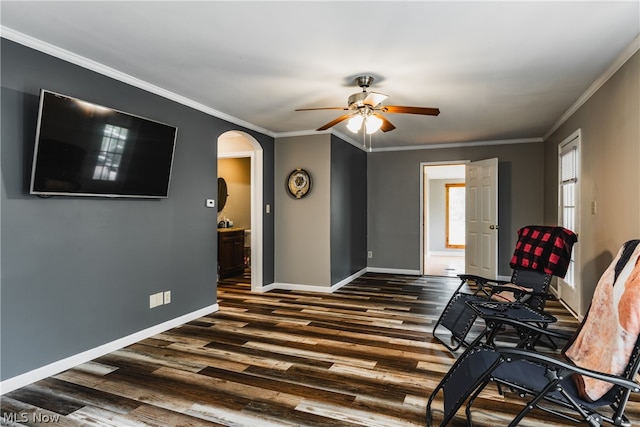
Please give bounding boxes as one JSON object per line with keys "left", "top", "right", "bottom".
{"left": 30, "top": 90, "right": 178, "bottom": 198}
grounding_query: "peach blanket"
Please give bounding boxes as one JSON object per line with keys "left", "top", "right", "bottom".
{"left": 565, "top": 240, "right": 640, "bottom": 401}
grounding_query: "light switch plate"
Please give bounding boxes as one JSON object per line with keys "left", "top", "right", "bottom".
{"left": 206, "top": 199, "right": 215, "bottom": 208}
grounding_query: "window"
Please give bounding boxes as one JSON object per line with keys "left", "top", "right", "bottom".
{"left": 93, "top": 124, "right": 128, "bottom": 181}
{"left": 446, "top": 183, "right": 465, "bottom": 248}
{"left": 559, "top": 136, "right": 579, "bottom": 287}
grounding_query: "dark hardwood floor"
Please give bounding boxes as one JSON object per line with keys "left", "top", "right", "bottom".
{"left": 2, "top": 273, "right": 638, "bottom": 426}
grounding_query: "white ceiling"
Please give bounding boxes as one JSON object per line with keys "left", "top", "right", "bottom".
{"left": 2, "top": 1, "right": 639, "bottom": 150}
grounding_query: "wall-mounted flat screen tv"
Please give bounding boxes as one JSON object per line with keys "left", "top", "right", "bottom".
{"left": 30, "top": 90, "right": 178, "bottom": 198}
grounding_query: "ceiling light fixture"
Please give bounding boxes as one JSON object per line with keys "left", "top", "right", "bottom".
{"left": 365, "top": 114, "right": 382, "bottom": 134}
{"left": 347, "top": 110, "right": 383, "bottom": 135}
{"left": 347, "top": 114, "right": 364, "bottom": 133}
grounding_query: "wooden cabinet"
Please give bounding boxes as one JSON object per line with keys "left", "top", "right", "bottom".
{"left": 218, "top": 228, "right": 245, "bottom": 279}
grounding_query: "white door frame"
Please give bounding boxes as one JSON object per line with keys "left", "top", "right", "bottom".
{"left": 420, "top": 160, "right": 468, "bottom": 275}
{"left": 218, "top": 135, "right": 264, "bottom": 292}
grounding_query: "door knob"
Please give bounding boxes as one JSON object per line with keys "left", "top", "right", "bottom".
{"left": 489, "top": 224, "right": 499, "bottom": 230}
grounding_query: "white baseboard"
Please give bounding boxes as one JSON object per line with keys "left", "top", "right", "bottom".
{"left": 333, "top": 268, "right": 367, "bottom": 289}
{"left": 557, "top": 297, "right": 583, "bottom": 321}
{"left": 267, "top": 282, "right": 336, "bottom": 293}
{"left": 366, "top": 267, "right": 422, "bottom": 276}
{"left": 0, "top": 303, "right": 219, "bottom": 395}
{"left": 265, "top": 268, "right": 368, "bottom": 293}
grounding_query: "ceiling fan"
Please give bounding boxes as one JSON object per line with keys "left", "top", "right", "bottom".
{"left": 296, "top": 75, "right": 440, "bottom": 134}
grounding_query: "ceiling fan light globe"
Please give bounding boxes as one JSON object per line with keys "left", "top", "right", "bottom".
{"left": 365, "top": 115, "right": 383, "bottom": 134}
{"left": 347, "top": 115, "right": 364, "bottom": 133}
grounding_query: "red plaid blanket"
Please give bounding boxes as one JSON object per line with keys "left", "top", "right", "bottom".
{"left": 509, "top": 225, "right": 577, "bottom": 278}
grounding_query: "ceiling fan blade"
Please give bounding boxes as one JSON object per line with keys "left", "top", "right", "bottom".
{"left": 316, "top": 113, "right": 353, "bottom": 131}
{"left": 382, "top": 106, "right": 440, "bottom": 116}
{"left": 373, "top": 113, "right": 396, "bottom": 132}
{"left": 296, "top": 107, "right": 347, "bottom": 111}
{"left": 363, "top": 92, "right": 388, "bottom": 107}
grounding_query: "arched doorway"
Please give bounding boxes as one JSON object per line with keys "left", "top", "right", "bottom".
{"left": 217, "top": 131, "right": 263, "bottom": 291}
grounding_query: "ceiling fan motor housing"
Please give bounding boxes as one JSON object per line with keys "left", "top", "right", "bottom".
{"left": 348, "top": 92, "right": 370, "bottom": 109}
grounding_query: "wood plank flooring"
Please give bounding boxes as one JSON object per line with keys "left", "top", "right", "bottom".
{"left": 2, "top": 273, "right": 639, "bottom": 426}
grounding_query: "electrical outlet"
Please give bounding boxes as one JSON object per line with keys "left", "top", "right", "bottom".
{"left": 150, "top": 293, "right": 159, "bottom": 308}
{"left": 150, "top": 292, "right": 164, "bottom": 308}
{"left": 368, "top": 251, "right": 373, "bottom": 259}
{"left": 164, "top": 290, "right": 171, "bottom": 304}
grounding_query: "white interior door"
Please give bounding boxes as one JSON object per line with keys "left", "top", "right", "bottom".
{"left": 465, "top": 158, "right": 498, "bottom": 279}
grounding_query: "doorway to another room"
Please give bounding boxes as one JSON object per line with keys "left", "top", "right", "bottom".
{"left": 218, "top": 157, "right": 251, "bottom": 279}
{"left": 217, "top": 131, "right": 263, "bottom": 291}
{"left": 422, "top": 163, "right": 466, "bottom": 277}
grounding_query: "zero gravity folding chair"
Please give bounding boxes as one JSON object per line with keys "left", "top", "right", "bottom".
{"left": 432, "top": 225, "right": 577, "bottom": 352}
{"left": 427, "top": 239, "right": 640, "bottom": 427}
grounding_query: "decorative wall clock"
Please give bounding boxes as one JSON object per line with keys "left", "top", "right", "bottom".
{"left": 287, "top": 168, "right": 311, "bottom": 199}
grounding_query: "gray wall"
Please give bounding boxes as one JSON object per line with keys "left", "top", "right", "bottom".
{"left": 331, "top": 135, "right": 368, "bottom": 283}
{"left": 543, "top": 50, "right": 640, "bottom": 316}
{"left": 275, "top": 134, "right": 332, "bottom": 286}
{"left": 274, "top": 134, "right": 368, "bottom": 287}
{"left": 0, "top": 39, "right": 275, "bottom": 381}
{"left": 368, "top": 143, "right": 544, "bottom": 275}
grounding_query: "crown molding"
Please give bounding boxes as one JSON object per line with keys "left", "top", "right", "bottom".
{"left": 274, "top": 128, "right": 543, "bottom": 153}
{"left": 1, "top": 26, "right": 276, "bottom": 138}
{"left": 369, "top": 137, "right": 543, "bottom": 152}
{"left": 7, "top": 25, "right": 629, "bottom": 152}
{"left": 274, "top": 129, "right": 329, "bottom": 138}
{"left": 544, "top": 33, "right": 640, "bottom": 140}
